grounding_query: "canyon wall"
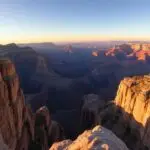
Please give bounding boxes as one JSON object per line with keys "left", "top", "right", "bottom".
{"left": 81, "top": 75, "right": 150, "bottom": 150}
{"left": 0, "top": 58, "right": 34, "bottom": 150}
{"left": 112, "top": 75, "right": 150, "bottom": 149}
{"left": 129, "top": 43, "right": 150, "bottom": 51}
{"left": 0, "top": 58, "right": 64, "bottom": 150}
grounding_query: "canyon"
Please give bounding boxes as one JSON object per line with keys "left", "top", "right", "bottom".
{"left": 0, "top": 42, "right": 150, "bottom": 149}
{"left": 80, "top": 75, "right": 150, "bottom": 150}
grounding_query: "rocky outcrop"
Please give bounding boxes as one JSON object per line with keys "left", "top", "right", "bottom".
{"left": 98, "top": 75, "right": 150, "bottom": 150}
{"left": 0, "top": 59, "right": 65, "bottom": 150}
{"left": 134, "top": 50, "right": 150, "bottom": 61}
{"left": 90, "top": 46, "right": 150, "bottom": 101}
{"left": 0, "top": 44, "right": 42, "bottom": 93}
{"left": 129, "top": 43, "right": 150, "bottom": 51}
{"left": 105, "top": 44, "right": 132, "bottom": 59}
{"left": 50, "top": 125, "right": 128, "bottom": 150}
{"left": 0, "top": 58, "right": 34, "bottom": 150}
{"left": 92, "top": 51, "right": 98, "bottom": 57}
{"left": 0, "top": 44, "right": 71, "bottom": 93}
{"left": 34, "top": 106, "right": 65, "bottom": 150}
{"left": 114, "top": 75, "right": 150, "bottom": 149}
{"left": 79, "top": 75, "right": 150, "bottom": 149}
{"left": 105, "top": 43, "right": 150, "bottom": 62}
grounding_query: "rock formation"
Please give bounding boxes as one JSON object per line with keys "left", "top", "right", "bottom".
{"left": 34, "top": 106, "right": 65, "bottom": 149}
{"left": 0, "top": 58, "right": 34, "bottom": 150}
{"left": 0, "top": 58, "right": 64, "bottom": 150}
{"left": 80, "top": 75, "right": 150, "bottom": 150}
{"left": 0, "top": 44, "right": 72, "bottom": 94}
{"left": 98, "top": 75, "right": 150, "bottom": 150}
{"left": 50, "top": 125, "right": 128, "bottom": 150}
{"left": 1, "top": 44, "right": 150, "bottom": 150}
{"left": 92, "top": 51, "right": 99, "bottom": 56}
{"left": 129, "top": 43, "right": 150, "bottom": 51}
{"left": 105, "top": 43, "right": 150, "bottom": 62}
{"left": 105, "top": 44, "right": 132, "bottom": 59}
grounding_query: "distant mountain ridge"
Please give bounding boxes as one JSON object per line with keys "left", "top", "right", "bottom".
{"left": 19, "top": 42, "right": 57, "bottom": 49}
{"left": 18, "top": 41, "right": 129, "bottom": 49}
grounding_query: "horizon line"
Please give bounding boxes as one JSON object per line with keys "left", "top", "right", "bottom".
{"left": 1, "top": 39, "right": 150, "bottom": 45}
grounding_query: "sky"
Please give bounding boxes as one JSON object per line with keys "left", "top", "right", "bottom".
{"left": 0, "top": 0, "right": 150, "bottom": 44}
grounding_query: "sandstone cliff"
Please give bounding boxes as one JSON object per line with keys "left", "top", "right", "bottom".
{"left": 0, "top": 58, "right": 34, "bottom": 150}
{"left": 80, "top": 75, "right": 150, "bottom": 150}
{"left": 98, "top": 75, "right": 150, "bottom": 150}
{"left": 50, "top": 125, "right": 128, "bottom": 150}
{"left": 114, "top": 75, "right": 150, "bottom": 149}
{"left": 0, "top": 58, "right": 64, "bottom": 150}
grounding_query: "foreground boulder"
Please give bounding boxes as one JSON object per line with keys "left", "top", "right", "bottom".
{"left": 50, "top": 125, "right": 128, "bottom": 150}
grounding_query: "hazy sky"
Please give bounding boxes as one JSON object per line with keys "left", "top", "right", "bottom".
{"left": 0, "top": 0, "right": 150, "bottom": 44}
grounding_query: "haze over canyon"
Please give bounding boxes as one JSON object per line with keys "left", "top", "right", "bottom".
{"left": 0, "top": 41, "right": 150, "bottom": 150}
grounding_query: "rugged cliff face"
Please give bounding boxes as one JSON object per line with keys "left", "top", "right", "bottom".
{"left": 114, "top": 76, "right": 150, "bottom": 149}
{"left": 0, "top": 58, "right": 64, "bottom": 150}
{"left": 0, "top": 44, "right": 72, "bottom": 94}
{"left": 99, "top": 75, "right": 150, "bottom": 150}
{"left": 50, "top": 125, "right": 128, "bottom": 150}
{"left": 129, "top": 43, "right": 150, "bottom": 51}
{"left": 0, "top": 58, "right": 34, "bottom": 150}
{"left": 1, "top": 44, "right": 150, "bottom": 150}
{"left": 80, "top": 75, "right": 150, "bottom": 150}
{"left": 105, "top": 43, "right": 150, "bottom": 62}
{"left": 0, "top": 44, "right": 42, "bottom": 93}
